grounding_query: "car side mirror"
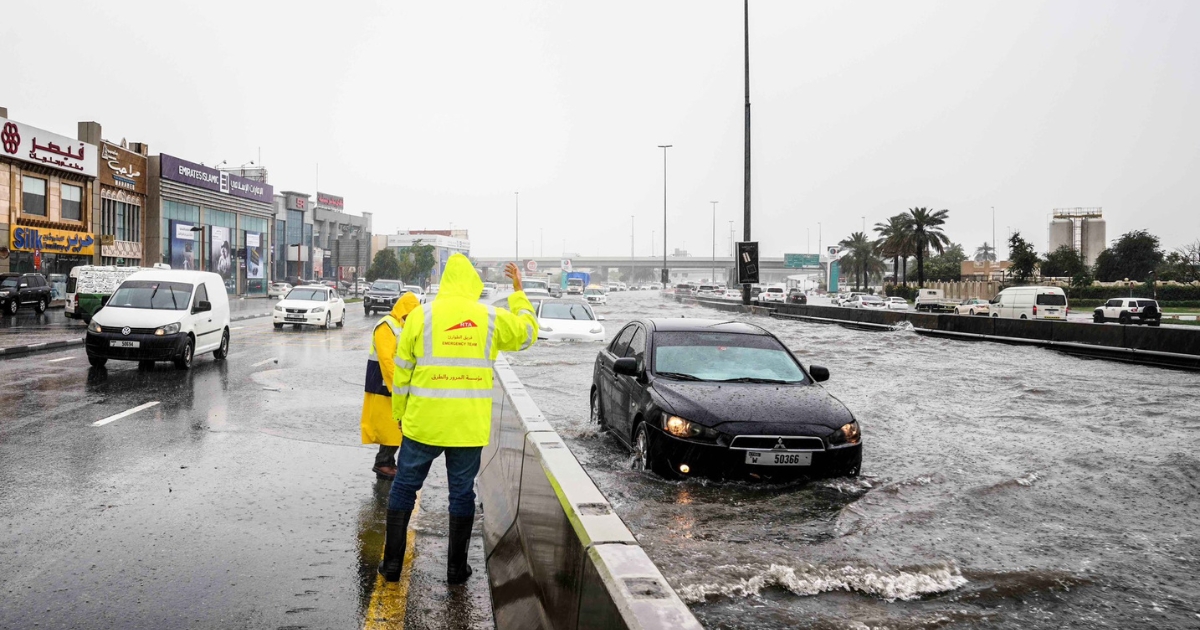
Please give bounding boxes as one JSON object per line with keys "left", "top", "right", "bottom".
{"left": 597, "top": 316, "right": 606, "bottom": 321}
{"left": 193, "top": 300, "right": 212, "bottom": 314}
{"left": 809, "top": 365, "right": 830, "bottom": 382}
{"left": 614, "top": 357, "right": 639, "bottom": 377}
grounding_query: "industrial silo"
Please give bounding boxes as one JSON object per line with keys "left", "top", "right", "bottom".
{"left": 1049, "top": 218, "right": 1074, "bottom": 254}
{"left": 1082, "top": 217, "right": 1106, "bottom": 267}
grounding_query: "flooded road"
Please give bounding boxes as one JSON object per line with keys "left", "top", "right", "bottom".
{"left": 507, "top": 291, "right": 1200, "bottom": 629}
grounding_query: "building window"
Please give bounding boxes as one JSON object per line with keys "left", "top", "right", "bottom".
{"left": 22, "top": 176, "right": 47, "bottom": 216}
{"left": 102, "top": 198, "right": 143, "bottom": 242}
{"left": 61, "top": 184, "right": 83, "bottom": 221}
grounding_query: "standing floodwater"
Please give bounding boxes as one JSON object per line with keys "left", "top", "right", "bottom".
{"left": 507, "top": 291, "right": 1200, "bottom": 629}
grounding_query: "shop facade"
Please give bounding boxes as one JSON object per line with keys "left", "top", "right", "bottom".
{"left": 0, "top": 109, "right": 99, "bottom": 294}
{"left": 146, "top": 154, "right": 273, "bottom": 296}
{"left": 312, "top": 192, "right": 372, "bottom": 282}
{"left": 78, "top": 122, "right": 148, "bottom": 267}
{"left": 272, "top": 191, "right": 314, "bottom": 282}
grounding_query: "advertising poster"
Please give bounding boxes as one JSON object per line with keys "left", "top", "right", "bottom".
{"left": 169, "top": 220, "right": 197, "bottom": 270}
{"left": 211, "top": 226, "right": 234, "bottom": 292}
{"left": 246, "top": 231, "right": 265, "bottom": 294}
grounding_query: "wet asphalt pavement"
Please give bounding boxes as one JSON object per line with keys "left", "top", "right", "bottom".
{"left": 0, "top": 304, "right": 492, "bottom": 630}
{"left": 507, "top": 291, "right": 1200, "bottom": 629}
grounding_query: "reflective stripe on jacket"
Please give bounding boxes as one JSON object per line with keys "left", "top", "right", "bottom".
{"left": 392, "top": 254, "right": 538, "bottom": 447}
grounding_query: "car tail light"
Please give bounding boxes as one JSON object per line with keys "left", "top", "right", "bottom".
{"left": 1131, "top": 307, "right": 1139, "bottom": 313}
{"left": 73, "top": 294, "right": 79, "bottom": 307}
{"left": 1032, "top": 304, "right": 1038, "bottom": 315}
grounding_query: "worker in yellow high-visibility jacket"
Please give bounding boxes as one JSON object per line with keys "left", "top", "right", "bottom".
{"left": 378, "top": 255, "right": 537, "bottom": 584}
{"left": 360, "top": 292, "right": 421, "bottom": 480}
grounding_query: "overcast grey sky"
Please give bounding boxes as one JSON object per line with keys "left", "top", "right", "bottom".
{"left": 4, "top": 0, "right": 1198, "bottom": 259}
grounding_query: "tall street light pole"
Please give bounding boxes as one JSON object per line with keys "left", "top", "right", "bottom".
{"left": 630, "top": 215, "right": 635, "bottom": 275}
{"left": 658, "top": 145, "right": 672, "bottom": 285}
{"left": 514, "top": 192, "right": 519, "bottom": 266}
{"left": 711, "top": 201, "right": 718, "bottom": 283}
{"left": 741, "top": 0, "right": 753, "bottom": 305}
{"left": 992, "top": 206, "right": 996, "bottom": 262}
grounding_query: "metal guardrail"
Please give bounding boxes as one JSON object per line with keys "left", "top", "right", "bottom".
{"left": 479, "top": 356, "right": 702, "bottom": 630}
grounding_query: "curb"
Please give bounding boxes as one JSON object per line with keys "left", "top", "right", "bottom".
{"left": 0, "top": 313, "right": 270, "bottom": 360}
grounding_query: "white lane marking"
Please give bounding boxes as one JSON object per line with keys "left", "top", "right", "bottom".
{"left": 231, "top": 326, "right": 244, "bottom": 330}
{"left": 47, "top": 357, "right": 74, "bottom": 363}
{"left": 92, "top": 401, "right": 160, "bottom": 427}
{"left": 251, "top": 357, "right": 277, "bottom": 367}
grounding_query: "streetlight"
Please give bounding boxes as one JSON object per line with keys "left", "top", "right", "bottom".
{"left": 189, "top": 225, "right": 205, "bottom": 271}
{"left": 630, "top": 215, "right": 635, "bottom": 280}
{"left": 514, "top": 192, "right": 519, "bottom": 265}
{"left": 711, "top": 201, "right": 718, "bottom": 284}
{"left": 658, "top": 145, "right": 672, "bottom": 285}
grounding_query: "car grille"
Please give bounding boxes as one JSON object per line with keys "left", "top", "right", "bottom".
{"left": 729, "top": 435, "right": 825, "bottom": 451}
{"left": 285, "top": 308, "right": 308, "bottom": 314}
{"left": 99, "top": 325, "right": 157, "bottom": 335}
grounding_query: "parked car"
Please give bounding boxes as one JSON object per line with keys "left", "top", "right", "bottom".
{"left": 0, "top": 272, "right": 52, "bottom": 315}
{"left": 404, "top": 285, "right": 428, "bottom": 304}
{"left": 787, "top": 289, "right": 808, "bottom": 304}
{"left": 884, "top": 296, "right": 909, "bottom": 311}
{"left": 834, "top": 292, "right": 864, "bottom": 307}
{"left": 85, "top": 270, "right": 230, "bottom": 370}
{"left": 268, "top": 282, "right": 293, "bottom": 298}
{"left": 989, "top": 286, "right": 1068, "bottom": 320}
{"left": 363, "top": 279, "right": 404, "bottom": 315}
{"left": 590, "top": 318, "right": 861, "bottom": 480}
{"left": 1094, "top": 298, "right": 1160, "bottom": 326}
{"left": 345, "top": 280, "right": 371, "bottom": 296}
{"left": 273, "top": 285, "right": 347, "bottom": 329}
{"left": 846, "top": 294, "right": 886, "bottom": 309}
{"left": 584, "top": 287, "right": 608, "bottom": 305}
{"left": 536, "top": 299, "right": 606, "bottom": 342}
{"left": 953, "top": 298, "right": 991, "bottom": 316}
{"left": 759, "top": 285, "right": 787, "bottom": 304}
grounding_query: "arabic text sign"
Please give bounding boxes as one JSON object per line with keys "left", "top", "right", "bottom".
{"left": 0, "top": 117, "right": 98, "bottom": 178}
{"left": 784, "top": 253, "right": 820, "bottom": 268}
{"left": 100, "top": 142, "right": 147, "bottom": 195}
{"left": 160, "top": 154, "right": 273, "bottom": 204}
{"left": 11, "top": 226, "right": 96, "bottom": 255}
{"left": 316, "top": 192, "right": 344, "bottom": 209}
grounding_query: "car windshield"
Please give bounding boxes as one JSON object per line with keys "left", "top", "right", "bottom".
{"left": 0, "top": 277, "right": 18, "bottom": 289}
{"left": 862, "top": 296, "right": 883, "bottom": 302}
{"left": 653, "top": 331, "right": 806, "bottom": 383}
{"left": 1036, "top": 293, "right": 1067, "bottom": 305}
{"left": 585, "top": 289, "right": 603, "bottom": 296}
{"left": 540, "top": 302, "right": 595, "bottom": 320}
{"left": 286, "top": 288, "right": 329, "bottom": 301}
{"left": 108, "top": 280, "right": 193, "bottom": 310}
{"left": 767, "top": 288, "right": 784, "bottom": 293}
{"left": 372, "top": 281, "right": 401, "bottom": 292}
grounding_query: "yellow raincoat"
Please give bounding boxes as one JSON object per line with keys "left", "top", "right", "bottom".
{"left": 392, "top": 254, "right": 538, "bottom": 447}
{"left": 360, "top": 293, "right": 421, "bottom": 446}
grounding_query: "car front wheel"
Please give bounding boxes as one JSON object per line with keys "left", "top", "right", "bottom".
{"left": 174, "top": 338, "right": 194, "bottom": 370}
{"left": 88, "top": 355, "right": 107, "bottom": 368}
{"left": 631, "top": 422, "right": 673, "bottom": 477}
{"left": 1093, "top": 312, "right": 1104, "bottom": 323}
{"left": 590, "top": 388, "right": 607, "bottom": 430}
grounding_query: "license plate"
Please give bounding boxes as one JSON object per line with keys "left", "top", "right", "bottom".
{"left": 745, "top": 451, "right": 811, "bottom": 466}
{"left": 110, "top": 340, "right": 140, "bottom": 348}
{"left": 285, "top": 315, "right": 305, "bottom": 321}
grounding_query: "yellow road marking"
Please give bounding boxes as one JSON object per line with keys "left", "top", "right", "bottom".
{"left": 363, "top": 492, "right": 421, "bottom": 630}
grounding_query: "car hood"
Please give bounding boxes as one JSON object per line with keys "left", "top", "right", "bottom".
{"left": 94, "top": 306, "right": 186, "bottom": 328}
{"left": 538, "top": 318, "right": 601, "bottom": 333}
{"left": 650, "top": 378, "right": 854, "bottom": 435}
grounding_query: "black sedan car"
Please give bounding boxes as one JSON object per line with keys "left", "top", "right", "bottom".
{"left": 363, "top": 279, "right": 404, "bottom": 315}
{"left": 590, "top": 318, "right": 861, "bottom": 480}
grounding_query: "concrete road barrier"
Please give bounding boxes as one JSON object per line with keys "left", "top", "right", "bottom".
{"left": 478, "top": 356, "right": 702, "bottom": 630}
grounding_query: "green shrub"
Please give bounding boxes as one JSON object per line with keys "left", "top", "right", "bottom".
{"left": 883, "top": 284, "right": 918, "bottom": 300}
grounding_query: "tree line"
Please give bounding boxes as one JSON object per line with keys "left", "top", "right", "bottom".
{"left": 365, "top": 240, "right": 438, "bottom": 286}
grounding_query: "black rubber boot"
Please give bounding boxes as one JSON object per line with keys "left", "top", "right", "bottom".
{"left": 446, "top": 514, "right": 475, "bottom": 585}
{"left": 378, "top": 509, "right": 412, "bottom": 582}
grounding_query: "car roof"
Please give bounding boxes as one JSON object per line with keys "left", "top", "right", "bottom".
{"left": 125, "top": 269, "right": 220, "bottom": 284}
{"left": 642, "top": 318, "right": 770, "bottom": 334}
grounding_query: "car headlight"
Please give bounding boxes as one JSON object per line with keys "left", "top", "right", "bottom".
{"left": 590, "top": 326, "right": 603, "bottom": 334}
{"left": 312, "top": 307, "right": 325, "bottom": 314}
{"left": 662, "top": 413, "right": 720, "bottom": 441}
{"left": 274, "top": 304, "right": 284, "bottom": 312}
{"left": 88, "top": 320, "right": 103, "bottom": 333}
{"left": 541, "top": 325, "right": 553, "bottom": 332}
{"left": 828, "top": 421, "right": 861, "bottom": 446}
{"left": 155, "top": 322, "right": 181, "bottom": 336}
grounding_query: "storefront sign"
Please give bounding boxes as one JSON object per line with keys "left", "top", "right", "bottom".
{"left": 317, "top": 192, "right": 344, "bottom": 209}
{"left": 286, "top": 193, "right": 308, "bottom": 211}
{"left": 169, "top": 220, "right": 199, "bottom": 270}
{"left": 0, "top": 116, "right": 98, "bottom": 178}
{"left": 160, "top": 154, "right": 273, "bottom": 204}
{"left": 11, "top": 226, "right": 96, "bottom": 255}
{"left": 100, "top": 142, "right": 147, "bottom": 195}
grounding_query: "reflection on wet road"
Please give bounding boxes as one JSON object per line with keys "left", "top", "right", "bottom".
{"left": 508, "top": 291, "right": 1200, "bottom": 629}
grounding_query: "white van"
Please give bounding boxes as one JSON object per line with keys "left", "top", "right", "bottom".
{"left": 989, "top": 286, "right": 1068, "bottom": 320}
{"left": 84, "top": 270, "right": 231, "bottom": 370}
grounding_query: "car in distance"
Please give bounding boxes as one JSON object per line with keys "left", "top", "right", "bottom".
{"left": 273, "top": 285, "right": 346, "bottom": 329}
{"left": 884, "top": 296, "right": 909, "bottom": 311}
{"left": 953, "top": 298, "right": 991, "bottom": 316}
{"left": 590, "top": 318, "right": 861, "bottom": 480}
{"left": 404, "top": 285, "right": 428, "bottom": 304}
{"left": 363, "top": 279, "right": 403, "bottom": 315}
{"left": 787, "top": 289, "right": 807, "bottom": 304}
{"left": 0, "top": 272, "right": 52, "bottom": 315}
{"left": 268, "top": 282, "right": 293, "bottom": 298}
{"left": 846, "top": 294, "right": 886, "bottom": 309}
{"left": 584, "top": 286, "right": 608, "bottom": 305}
{"left": 759, "top": 284, "right": 787, "bottom": 304}
{"left": 85, "top": 270, "right": 230, "bottom": 370}
{"left": 537, "top": 299, "right": 606, "bottom": 342}
{"left": 989, "top": 286, "right": 1068, "bottom": 320}
{"left": 1094, "top": 298, "right": 1161, "bottom": 326}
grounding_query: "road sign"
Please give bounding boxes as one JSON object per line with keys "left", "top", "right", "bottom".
{"left": 736, "top": 242, "right": 759, "bottom": 284}
{"left": 525, "top": 259, "right": 538, "bottom": 272}
{"left": 561, "top": 259, "right": 572, "bottom": 272}
{"left": 784, "top": 253, "right": 819, "bottom": 268}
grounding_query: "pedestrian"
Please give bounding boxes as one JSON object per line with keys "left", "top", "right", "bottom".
{"left": 378, "top": 255, "right": 537, "bottom": 584}
{"left": 361, "top": 292, "right": 421, "bottom": 480}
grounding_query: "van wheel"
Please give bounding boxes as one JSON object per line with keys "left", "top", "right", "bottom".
{"left": 88, "top": 355, "right": 107, "bottom": 368}
{"left": 1119, "top": 313, "right": 1131, "bottom": 325}
{"left": 1020, "top": 315, "right": 1027, "bottom": 320}
{"left": 273, "top": 322, "right": 283, "bottom": 329}
{"left": 174, "top": 338, "right": 194, "bottom": 370}
{"left": 36, "top": 298, "right": 47, "bottom": 314}
{"left": 213, "top": 329, "right": 230, "bottom": 360}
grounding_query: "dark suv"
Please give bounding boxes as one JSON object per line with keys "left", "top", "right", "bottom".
{"left": 363, "top": 279, "right": 404, "bottom": 316}
{"left": 0, "top": 272, "right": 53, "bottom": 315}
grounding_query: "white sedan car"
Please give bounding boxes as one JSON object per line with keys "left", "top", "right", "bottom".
{"left": 846, "top": 294, "right": 887, "bottom": 309}
{"left": 273, "top": 286, "right": 346, "bottom": 329}
{"left": 884, "top": 296, "right": 909, "bottom": 311}
{"left": 268, "top": 282, "right": 292, "bottom": 298}
{"left": 584, "top": 287, "right": 607, "bottom": 305}
{"left": 404, "top": 285, "right": 428, "bottom": 304}
{"left": 537, "top": 299, "right": 606, "bottom": 342}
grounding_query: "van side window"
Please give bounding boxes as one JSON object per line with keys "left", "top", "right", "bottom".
{"left": 194, "top": 283, "right": 209, "bottom": 308}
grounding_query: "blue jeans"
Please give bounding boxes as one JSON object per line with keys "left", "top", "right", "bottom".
{"left": 387, "top": 437, "right": 482, "bottom": 518}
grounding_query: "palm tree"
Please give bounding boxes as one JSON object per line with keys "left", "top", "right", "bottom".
{"left": 906, "top": 207, "right": 951, "bottom": 287}
{"left": 974, "top": 241, "right": 996, "bottom": 263}
{"left": 874, "top": 214, "right": 912, "bottom": 286}
{"left": 839, "top": 231, "right": 885, "bottom": 290}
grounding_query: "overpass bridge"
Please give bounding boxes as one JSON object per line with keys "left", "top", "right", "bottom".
{"left": 471, "top": 255, "right": 820, "bottom": 284}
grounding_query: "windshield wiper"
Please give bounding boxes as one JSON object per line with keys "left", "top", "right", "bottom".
{"left": 655, "top": 371, "right": 704, "bottom": 381}
{"left": 714, "top": 377, "right": 798, "bottom": 384}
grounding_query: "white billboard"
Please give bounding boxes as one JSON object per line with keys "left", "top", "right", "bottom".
{"left": 0, "top": 116, "right": 98, "bottom": 177}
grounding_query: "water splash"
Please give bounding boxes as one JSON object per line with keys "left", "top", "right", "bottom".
{"left": 676, "top": 562, "right": 969, "bottom": 604}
